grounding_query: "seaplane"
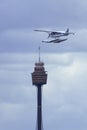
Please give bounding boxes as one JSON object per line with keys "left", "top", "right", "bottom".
{"left": 34, "top": 28, "right": 74, "bottom": 43}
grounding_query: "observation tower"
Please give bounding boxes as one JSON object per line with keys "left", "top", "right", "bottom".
{"left": 31, "top": 47, "right": 47, "bottom": 130}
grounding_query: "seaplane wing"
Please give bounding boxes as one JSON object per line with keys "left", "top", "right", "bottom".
{"left": 42, "top": 38, "right": 67, "bottom": 43}
{"left": 34, "top": 29, "right": 52, "bottom": 34}
{"left": 34, "top": 29, "right": 64, "bottom": 34}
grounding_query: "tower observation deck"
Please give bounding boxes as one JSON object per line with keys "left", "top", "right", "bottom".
{"left": 32, "top": 62, "right": 47, "bottom": 85}
{"left": 31, "top": 54, "right": 47, "bottom": 130}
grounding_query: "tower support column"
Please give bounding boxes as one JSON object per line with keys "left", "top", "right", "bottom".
{"left": 37, "top": 85, "right": 42, "bottom": 130}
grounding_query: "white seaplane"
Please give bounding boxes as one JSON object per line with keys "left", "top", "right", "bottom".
{"left": 34, "top": 28, "right": 74, "bottom": 43}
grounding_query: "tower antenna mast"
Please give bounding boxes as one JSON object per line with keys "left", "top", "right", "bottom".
{"left": 38, "top": 46, "right": 40, "bottom": 62}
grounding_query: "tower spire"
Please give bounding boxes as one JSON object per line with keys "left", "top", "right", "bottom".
{"left": 38, "top": 46, "right": 41, "bottom": 62}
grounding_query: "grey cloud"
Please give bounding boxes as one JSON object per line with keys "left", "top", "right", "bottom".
{"left": 0, "top": 29, "right": 37, "bottom": 52}
{"left": 0, "top": 103, "right": 36, "bottom": 130}
{"left": 0, "top": 0, "right": 87, "bottom": 31}
{"left": 0, "top": 53, "right": 36, "bottom": 64}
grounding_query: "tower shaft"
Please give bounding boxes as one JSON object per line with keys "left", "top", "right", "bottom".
{"left": 37, "top": 85, "right": 42, "bottom": 130}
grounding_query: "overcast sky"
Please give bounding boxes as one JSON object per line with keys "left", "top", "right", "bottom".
{"left": 0, "top": 0, "right": 87, "bottom": 130}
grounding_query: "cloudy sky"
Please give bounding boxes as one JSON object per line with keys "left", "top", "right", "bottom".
{"left": 0, "top": 0, "right": 87, "bottom": 130}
